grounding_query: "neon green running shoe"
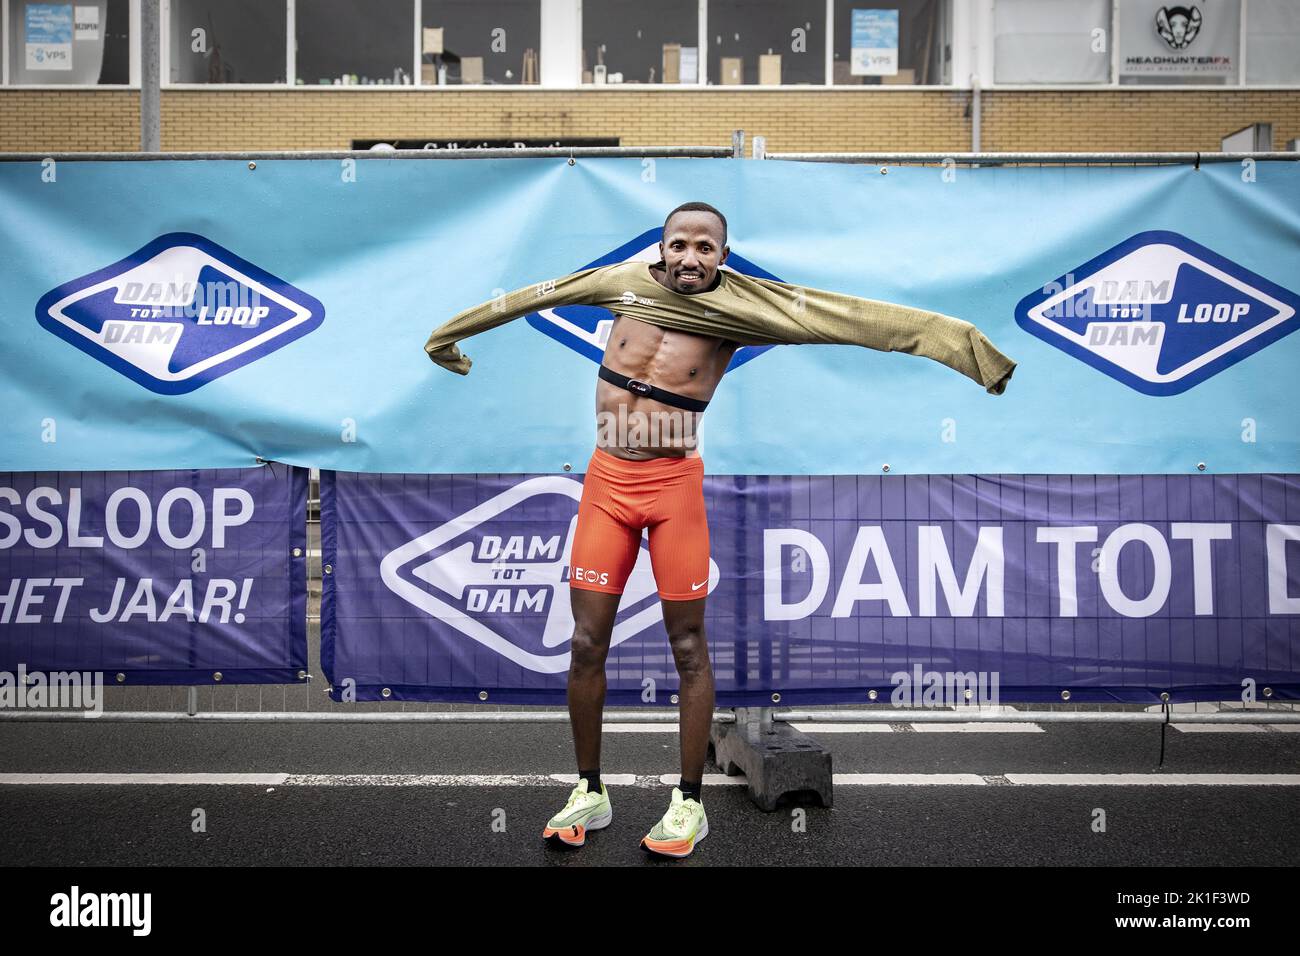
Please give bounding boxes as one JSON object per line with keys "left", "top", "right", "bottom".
{"left": 640, "top": 787, "right": 708, "bottom": 858}
{"left": 542, "top": 779, "right": 612, "bottom": 848}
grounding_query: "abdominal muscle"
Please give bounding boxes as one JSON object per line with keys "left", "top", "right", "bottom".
{"left": 596, "top": 313, "right": 737, "bottom": 462}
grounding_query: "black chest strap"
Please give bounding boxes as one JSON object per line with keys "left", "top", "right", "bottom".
{"left": 598, "top": 365, "right": 710, "bottom": 413}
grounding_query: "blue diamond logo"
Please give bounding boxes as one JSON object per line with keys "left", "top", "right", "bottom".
{"left": 37, "top": 232, "right": 325, "bottom": 395}
{"left": 1015, "top": 230, "right": 1299, "bottom": 396}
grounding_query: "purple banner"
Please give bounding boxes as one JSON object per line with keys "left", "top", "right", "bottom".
{"left": 0, "top": 466, "right": 308, "bottom": 683}
{"left": 321, "top": 470, "right": 1300, "bottom": 705}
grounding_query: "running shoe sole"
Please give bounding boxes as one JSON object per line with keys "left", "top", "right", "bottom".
{"left": 640, "top": 817, "right": 708, "bottom": 858}
{"left": 542, "top": 807, "right": 613, "bottom": 848}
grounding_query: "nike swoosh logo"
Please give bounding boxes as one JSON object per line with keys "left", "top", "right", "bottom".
{"left": 703, "top": 310, "right": 720, "bottom": 318}
{"left": 691, "top": 580, "right": 707, "bottom": 591}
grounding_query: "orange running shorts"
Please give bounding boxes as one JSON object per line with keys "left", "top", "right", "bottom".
{"left": 569, "top": 446, "right": 710, "bottom": 601}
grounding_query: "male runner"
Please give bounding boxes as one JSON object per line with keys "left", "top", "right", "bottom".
{"left": 424, "top": 201, "right": 1017, "bottom": 858}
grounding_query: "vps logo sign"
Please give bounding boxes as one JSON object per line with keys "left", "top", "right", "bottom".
{"left": 36, "top": 232, "right": 325, "bottom": 394}
{"left": 380, "top": 476, "right": 719, "bottom": 673}
{"left": 1016, "top": 231, "right": 1300, "bottom": 395}
{"left": 523, "top": 228, "right": 775, "bottom": 371}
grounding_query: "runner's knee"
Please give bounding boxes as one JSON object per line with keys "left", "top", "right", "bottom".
{"left": 667, "top": 621, "right": 710, "bottom": 675}
{"left": 570, "top": 624, "right": 611, "bottom": 672}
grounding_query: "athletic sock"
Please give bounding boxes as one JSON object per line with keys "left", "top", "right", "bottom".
{"left": 678, "top": 778, "right": 702, "bottom": 803}
{"left": 579, "top": 768, "right": 602, "bottom": 794}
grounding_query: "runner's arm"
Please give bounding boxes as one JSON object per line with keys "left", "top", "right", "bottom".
{"left": 424, "top": 265, "right": 612, "bottom": 374}
{"left": 744, "top": 277, "right": 1018, "bottom": 395}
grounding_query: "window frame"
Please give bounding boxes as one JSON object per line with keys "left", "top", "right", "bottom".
{"left": 2, "top": 0, "right": 141, "bottom": 88}
{"left": 1, "top": 0, "right": 1295, "bottom": 91}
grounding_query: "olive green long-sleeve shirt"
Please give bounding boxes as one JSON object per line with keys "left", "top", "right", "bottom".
{"left": 423, "top": 260, "right": 1017, "bottom": 394}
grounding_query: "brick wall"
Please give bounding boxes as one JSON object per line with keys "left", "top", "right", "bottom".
{"left": 1, "top": 87, "right": 1296, "bottom": 152}
{"left": 0, "top": 90, "right": 139, "bottom": 151}
{"left": 980, "top": 89, "right": 1300, "bottom": 151}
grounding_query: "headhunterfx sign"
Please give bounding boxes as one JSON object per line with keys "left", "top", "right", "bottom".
{"left": 37, "top": 232, "right": 325, "bottom": 394}
{"left": 1015, "top": 231, "right": 1300, "bottom": 395}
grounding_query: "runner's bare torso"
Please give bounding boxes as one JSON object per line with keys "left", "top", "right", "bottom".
{"left": 596, "top": 262, "right": 739, "bottom": 462}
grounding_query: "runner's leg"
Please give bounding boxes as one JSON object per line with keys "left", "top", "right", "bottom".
{"left": 568, "top": 468, "right": 640, "bottom": 774}
{"left": 647, "top": 462, "right": 713, "bottom": 788}
{"left": 660, "top": 595, "right": 714, "bottom": 787}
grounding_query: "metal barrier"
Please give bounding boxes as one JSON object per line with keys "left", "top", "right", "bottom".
{"left": 0, "top": 146, "right": 737, "bottom": 162}
{"left": 759, "top": 150, "right": 1300, "bottom": 164}
{"left": 3, "top": 141, "right": 1295, "bottom": 726}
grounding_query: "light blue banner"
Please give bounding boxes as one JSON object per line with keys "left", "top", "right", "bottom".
{"left": 1, "top": 157, "right": 1298, "bottom": 474}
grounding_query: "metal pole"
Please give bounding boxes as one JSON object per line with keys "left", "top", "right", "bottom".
{"left": 762, "top": 151, "right": 1300, "bottom": 164}
{"left": 140, "top": 0, "right": 160, "bottom": 152}
{"left": 3, "top": 151, "right": 1295, "bottom": 165}
{"left": 6, "top": 707, "right": 1294, "bottom": 724}
{"left": 731, "top": 129, "right": 745, "bottom": 158}
{"left": 0, "top": 710, "right": 740, "bottom": 723}
{"left": 775, "top": 709, "right": 1300, "bottom": 724}
{"left": 0, "top": 147, "right": 735, "bottom": 162}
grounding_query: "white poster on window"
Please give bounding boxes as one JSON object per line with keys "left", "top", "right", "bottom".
{"left": 851, "top": 9, "right": 899, "bottom": 76}
{"left": 25, "top": 3, "right": 74, "bottom": 71}
{"left": 680, "top": 46, "right": 698, "bottom": 84}
{"left": 74, "top": 5, "right": 99, "bottom": 41}
{"left": 1120, "top": 0, "right": 1240, "bottom": 78}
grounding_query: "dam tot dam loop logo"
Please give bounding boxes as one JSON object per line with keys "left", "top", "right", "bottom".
{"left": 380, "top": 476, "right": 720, "bottom": 674}
{"left": 36, "top": 232, "right": 325, "bottom": 395}
{"left": 1014, "top": 230, "right": 1300, "bottom": 396}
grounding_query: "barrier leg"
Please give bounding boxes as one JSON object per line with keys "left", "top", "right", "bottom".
{"left": 709, "top": 707, "right": 833, "bottom": 811}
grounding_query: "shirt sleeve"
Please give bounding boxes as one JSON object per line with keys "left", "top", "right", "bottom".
{"left": 423, "top": 265, "right": 613, "bottom": 374}
{"left": 741, "top": 276, "right": 1018, "bottom": 395}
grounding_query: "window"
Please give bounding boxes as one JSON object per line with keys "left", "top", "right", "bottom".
{"left": 8, "top": 0, "right": 130, "bottom": 84}
{"left": 583, "top": 0, "right": 697, "bottom": 84}
{"left": 422, "top": 0, "right": 540, "bottom": 85}
{"left": 1246, "top": 0, "right": 1300, "bottom": 85}
{"left": 1118, "top": 0, "right": 1239, "bottom": 85}
{"left": 711, "top": 0, "right": 823, "bottom": 85}
{"left": 994, "top": 0, "right": 1109, "bottom": 84}
{"left": 833, "top": 1, "right": 948, "bottom": 85}
{"left": 296, "top": 0, "right": 413, "bottom": 86}
{"left": 168, "top": 0, "right": 286, "bottom": 84}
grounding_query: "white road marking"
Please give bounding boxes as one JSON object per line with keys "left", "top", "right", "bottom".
{"left": 1170, "top": 724, "right": 1268, "bottom": 733}
{"left": 600, "top": 724, "right": 677, "bottom": 733}
{"left": 835, "top": 773, "right": 990, "bottom": 786}
{"left": 1004, "top": 773, "right": 1300, "bottom": 786}
{"left": 909, "top": 723, "right": 1044, "bottom": 733}
{"left": 1, "top": 772, "right": 1298, "bottom": 787}
{"left": 0, "top": 773, "right": 288, "bottom": 786}
{"left": 659, "top": 774, "right": 748, "bottom": 786}
{"left": 791, "top": 723, "right": 894, "bottom": 733}
{"left": 546, "top": 773, "right": 638, "bottom": 785}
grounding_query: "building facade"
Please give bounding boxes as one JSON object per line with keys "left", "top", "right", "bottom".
{"left": 2, "top": 0, "right": 1298, "bottom": 152}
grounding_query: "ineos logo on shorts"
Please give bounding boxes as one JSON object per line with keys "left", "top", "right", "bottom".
{"left": 36, "top": 232, "right": 325, "bottom": 394}
{"left": 573, "top": 565, "right": 610, "bottom": 586}
{"left": 523, "top": 227, "right": 776, "bottom": 371}
{"left": 1015, "top": 230, "right": 1300, "bottom": 396}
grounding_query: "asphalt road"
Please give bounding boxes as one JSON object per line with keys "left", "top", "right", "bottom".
{"left": 1, "top": 718, "right": 1297, "bottom": 866}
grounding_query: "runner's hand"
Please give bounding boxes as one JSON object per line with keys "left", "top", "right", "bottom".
{"left": 425, "top": 342, "right": 472, "bottom": 375}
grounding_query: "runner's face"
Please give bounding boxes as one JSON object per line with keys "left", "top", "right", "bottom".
{"left": 660, "top": 213, "right": 727, "bottom": 294}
